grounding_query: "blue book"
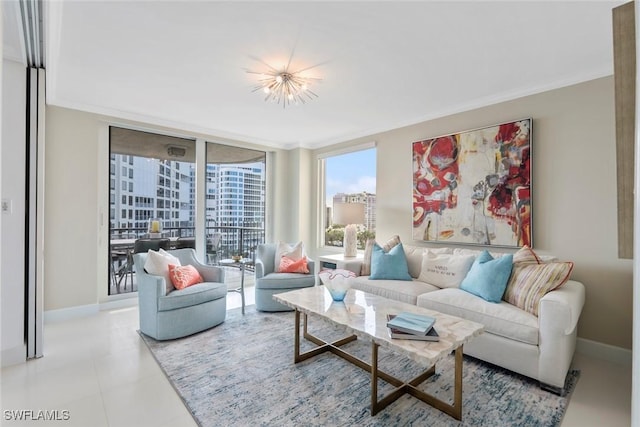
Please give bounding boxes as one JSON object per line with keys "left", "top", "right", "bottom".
{"left": 386, "top": 312, "right": 435, "bottom": 336}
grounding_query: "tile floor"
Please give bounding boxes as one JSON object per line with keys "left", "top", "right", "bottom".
{"left": 0, "top": 280, "right": 632, "bottom": 427}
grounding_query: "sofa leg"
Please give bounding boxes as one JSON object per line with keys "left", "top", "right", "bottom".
{"left": 539, "top": 382, "right": 566, "bottom": 396}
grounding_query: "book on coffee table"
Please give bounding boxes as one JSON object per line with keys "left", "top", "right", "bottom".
{"left": 388, "top": 325, "right": 440, "bottom": 341}
{"left": 386, "top": 312, "right": 435, "bottom": 336}
{"left": 386, "top": 314, "right": 439, "bottom": 341}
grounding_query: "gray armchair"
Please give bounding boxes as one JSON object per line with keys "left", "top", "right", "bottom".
{"left": 133, "top": 248, "right": 226, "bottom": 340}
{"left": 255, "top": 243, "right": 316, "bottom": 311}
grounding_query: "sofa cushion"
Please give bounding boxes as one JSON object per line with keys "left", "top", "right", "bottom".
{"left": 418, "top": 251, "right": 475, "bottom": 289}
{"left": 158, "top": 281, "right": 227, "bottom": 311}
{"left": 370, "top": 243, "right": 412, "bottom": 281}
{"left": 350, "top": 276, "right": 439, "bottom": 305}
{"left": 256, "top": 272, "right": 317, "bottom": 290}
{"left": 417, "top": 288, "right": 539, "bottom": 345}
{"left": 460, "top": 251, "right": 513, "bottom": 302}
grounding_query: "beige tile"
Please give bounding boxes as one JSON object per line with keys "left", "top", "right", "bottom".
{"left": 562, "top": 353, "right": 631, "bottom": 426}
{"left": 1, "top": 283, "right": 631, "bottom": 427}
{"left": 101, "top": 374, "right": 189, "bottom": 427}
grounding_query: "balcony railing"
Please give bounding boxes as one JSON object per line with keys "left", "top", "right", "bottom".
{"left": 109, "top": 225, "right": 265, "bottom": 263}
{"left": 109, "top": 225, "right": 265, "bottom": 295}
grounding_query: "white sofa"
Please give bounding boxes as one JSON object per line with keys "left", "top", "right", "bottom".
{"left": 348, "top": 244, "right": 585, "bottom": 394}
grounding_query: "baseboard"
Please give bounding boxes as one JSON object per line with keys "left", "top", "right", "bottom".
{"left": 576, "top": 337, "right": 632, "bottom": 367}
{"left": 1, "top": 344, "right": 26, "bottom": 367}
{"left": 44, "top": 295, "right": 138, "bottom": 323}
{"left": 44, "top": 304, "right": 99, "bottom": 323}
{"left": 99, "top": 295, "right": 138, "bottom": 311}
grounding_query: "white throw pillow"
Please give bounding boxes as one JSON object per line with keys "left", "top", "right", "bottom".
{"left": 144, "top": 249, "right": 181, "bottom": 294}
{"left": 418, "top": 252, "right": 476, "bottom": 289}
{"left": 274, "top": 241, "right": 304, "bottom": 272}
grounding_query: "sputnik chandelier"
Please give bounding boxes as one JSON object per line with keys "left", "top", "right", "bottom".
{"left": 247, "top": 61, "right": 321, "bottom": 108}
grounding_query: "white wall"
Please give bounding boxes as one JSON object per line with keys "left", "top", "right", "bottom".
{"left": 1, "top": 59, "right": 27, "bottom": 366}
{"left": 313, "top": 76, "right": 633, "bottom": 350}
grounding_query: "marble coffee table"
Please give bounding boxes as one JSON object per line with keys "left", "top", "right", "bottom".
{"left": 273, "top": 286, "right": 484, "bottom": 420}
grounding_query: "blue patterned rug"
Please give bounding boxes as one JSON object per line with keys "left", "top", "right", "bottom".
{"left": 140, "top": 306, "right": 579, "bottom": 426}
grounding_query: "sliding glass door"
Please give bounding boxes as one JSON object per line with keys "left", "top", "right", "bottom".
{"left": 107, "top": 127, "right": 267, "bottom": 295}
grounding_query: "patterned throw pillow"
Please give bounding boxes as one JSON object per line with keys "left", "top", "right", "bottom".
{"left": 144, "top": 249, "right": 181, "bottom": 294}
{"left": 168, "top": 264, "right": 203, "bottom": 290}
{"left": 279, "top": 256, "right": 310, "bottom": 274}
{"left": 503, "top": 246, "right": 573, "bottom": 316}
{"left": 360, "top": 235, "right": 401, "bottom": 276}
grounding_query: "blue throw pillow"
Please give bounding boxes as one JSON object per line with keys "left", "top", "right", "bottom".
{"left": 369, "top": 243, "right": 412, "bottom": 281}
{"left": 459, "top": 250, "right": 514, "bottom": 303}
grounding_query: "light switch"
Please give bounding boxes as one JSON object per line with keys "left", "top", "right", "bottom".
{"left": 1, "top": 199, "right": 12, "bottom": 214}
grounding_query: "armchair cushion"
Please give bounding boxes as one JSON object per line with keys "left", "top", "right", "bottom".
{"left": 256, "top": 272, "right": 317, "bottom": 290}
{"left": 158, "top": 281, "right": 227, "bottom": 311}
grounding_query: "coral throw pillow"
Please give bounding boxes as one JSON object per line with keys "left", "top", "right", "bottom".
{"left": 279, "top": 256, "right": 310, "bottom": 274}
{"left": 168, "top": 264, "right": 204, "bottom": 290}
{"left": 274, "top": 241, "right": 305, "bottom": 272}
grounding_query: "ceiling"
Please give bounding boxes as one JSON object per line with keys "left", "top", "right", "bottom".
{"left": 4, "top": 1, "right": 623, "bottom": 149}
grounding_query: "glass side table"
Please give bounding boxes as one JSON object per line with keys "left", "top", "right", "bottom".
{"left": 219, "top": 258, "right": 249, "bottom": 314}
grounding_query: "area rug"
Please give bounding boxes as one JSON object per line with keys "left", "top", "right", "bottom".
{"left": 140, "top": 306, "right": 579, "bottom": 426}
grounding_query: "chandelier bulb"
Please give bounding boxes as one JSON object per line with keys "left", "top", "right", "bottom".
{"left": 263, "top": 87, "right": 270, "bottom": 94}
{"left": 275, "top": 75, "right": 283, "bottom": 84}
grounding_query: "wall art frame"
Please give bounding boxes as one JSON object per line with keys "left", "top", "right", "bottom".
{"left": 412, "top": 118, "right": 532, "bottom": 248}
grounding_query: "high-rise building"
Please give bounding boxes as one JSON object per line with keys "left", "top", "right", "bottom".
{"left": 110, "top": 156, "right": 266, "bottom": 245}
{"left": 110, "top": 155, "right": 194, "bottom": 236}
{"left": 331, "top": 191, "right": 376, "bottom": 231}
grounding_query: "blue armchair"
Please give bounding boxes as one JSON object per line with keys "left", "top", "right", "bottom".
{"left": 255, "top": 243, "right": 316, "bottom": 311}
{"left": 133, "top": 248, "right": 227, "bottom": 340}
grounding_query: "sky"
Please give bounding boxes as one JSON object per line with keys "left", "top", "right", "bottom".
{"left": 325, "top": 148, "right": 376, "bottom": 206}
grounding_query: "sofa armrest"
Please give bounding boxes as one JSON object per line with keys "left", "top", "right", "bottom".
{"left": 539, "top": 280, "right": 585, "bottom": 334}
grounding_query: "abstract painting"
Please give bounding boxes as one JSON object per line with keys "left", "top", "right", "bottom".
{"left": 412, "top": 119, "right": 531, "bottom": 248}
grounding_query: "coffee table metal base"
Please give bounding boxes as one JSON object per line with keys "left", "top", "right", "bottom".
{"left": 293, "top": 310, "right": 463, "bottom": 420}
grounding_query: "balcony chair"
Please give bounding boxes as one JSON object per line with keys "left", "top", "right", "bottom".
{"left": 175, "top": 236, "right": 196, "bottom": 249}
{"left": 254, "top": 243, "right": 316, "bottom": 312}
{"left": 207, "top": 233, "right": 222, "bottom": 265}
{"left": 133, "top": 248, "right": 227, "bottom": 340}
{"left": 120, "top": 238, "right": 171, "bottom": 292}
